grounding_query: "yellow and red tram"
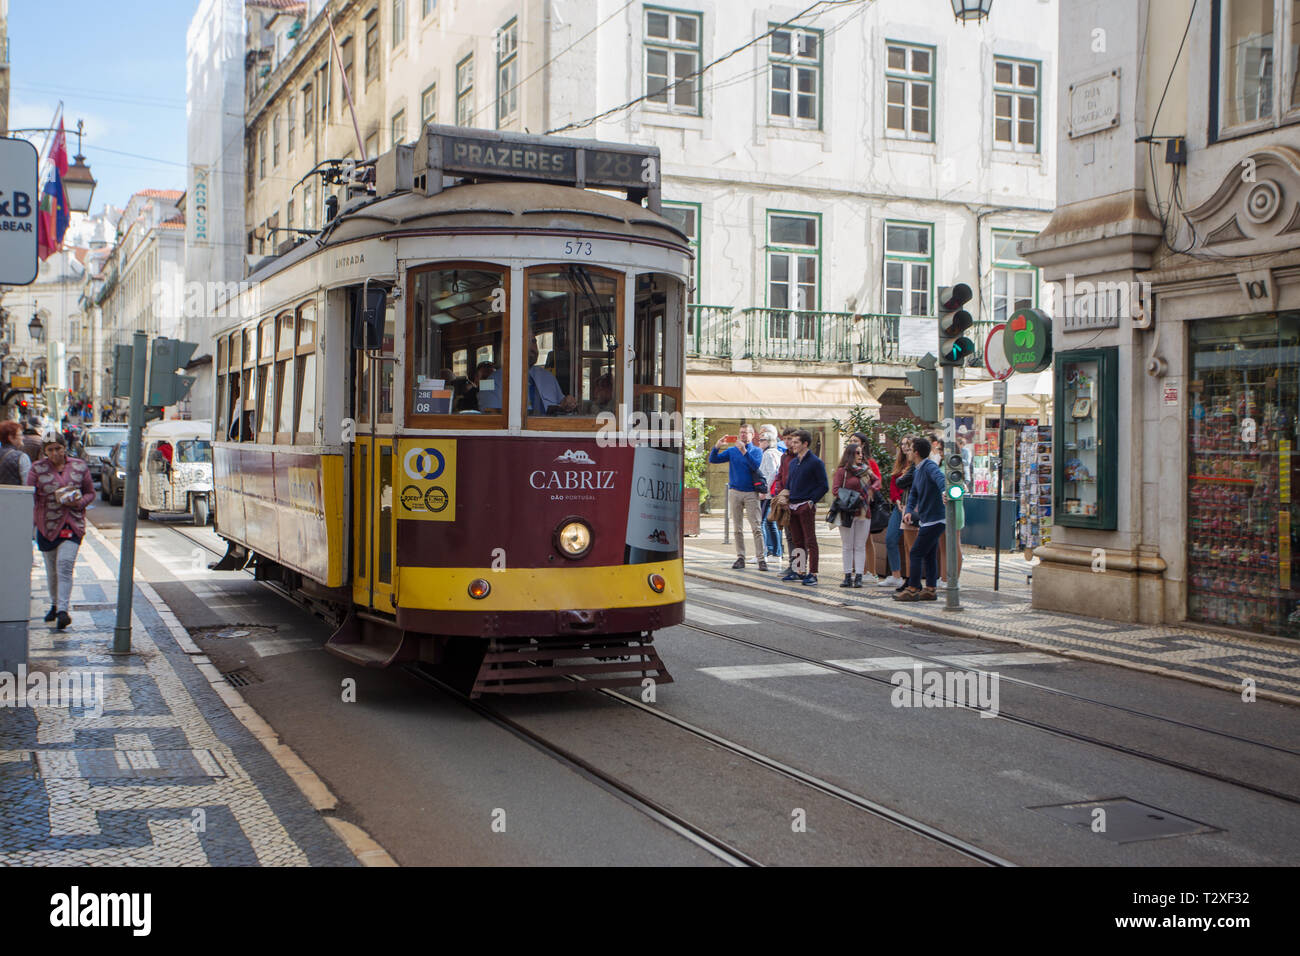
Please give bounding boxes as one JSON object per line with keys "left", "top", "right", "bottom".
{"left": 210, "top": 127, "right": 688, "bottom": 695}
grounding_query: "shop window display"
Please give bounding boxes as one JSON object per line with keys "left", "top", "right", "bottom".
{"left": 1187, "top": 313, "right": 1300, "bottom": 638}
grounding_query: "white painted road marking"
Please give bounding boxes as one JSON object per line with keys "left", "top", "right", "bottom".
{"left": 709, "top": 651, "right": 1066, "bottom": 682}
{"left": 687, "top": 586, "right": 855, "bottom": 623}
{"left": 699, "top": 662, "right": 836, "bottom": 681}
{"left": 685, "top": 606, "right": 752, "bottom": 627}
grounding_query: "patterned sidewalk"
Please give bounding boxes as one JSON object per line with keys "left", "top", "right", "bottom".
{"left": 685, "top": 517, "right": 1300, "bottom": 706}
{"left": 0, "top": 527, "right": 372, "bottom": 866}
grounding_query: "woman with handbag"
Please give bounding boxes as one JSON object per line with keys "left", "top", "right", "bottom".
{"left": 831, "top": 443, "right": 877, "bottom": 588}
{"left": 881, "top": 439, "right": 914, "bottom": 588}
{"left": 27, "top": 434, "right": 95, "bottom": 630}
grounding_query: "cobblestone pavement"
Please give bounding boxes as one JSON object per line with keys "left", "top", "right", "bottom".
{"left": 0, "top": 528, "right": 359, "bottom": 866}
{"left": 686, "top": 515, "right": 1300, "bottom": 706}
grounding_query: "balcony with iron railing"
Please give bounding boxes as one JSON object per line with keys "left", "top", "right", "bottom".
{"left": 688, "top": 305, "right": 996, "bottom": 367}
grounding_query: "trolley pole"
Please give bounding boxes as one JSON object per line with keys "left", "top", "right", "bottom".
{"left": 112, "top": 332, "right": 148, "bottom": 654}
{"left": 943, "top": 364, "right": 961, "bottom": 612}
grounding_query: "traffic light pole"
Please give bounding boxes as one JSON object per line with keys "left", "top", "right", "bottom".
{"left": 942, "top": 364, "right": 961, "bottom": 612}
{"left": 112, "top": 331, "right": 148, "bottom": 654}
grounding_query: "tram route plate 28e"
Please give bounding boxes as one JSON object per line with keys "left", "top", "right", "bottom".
{"left": 397, "top": 439, "right": 457, "bottom": 522}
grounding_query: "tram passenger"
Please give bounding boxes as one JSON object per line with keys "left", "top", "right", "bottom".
{"left": 457, "top": 361, "right": 497, "bottom": 412}
{"left": 527, "top": 336, "right": 578, "bottom": 414}
{"left": 584, "top": 373, "right": 615, "bottom": 415}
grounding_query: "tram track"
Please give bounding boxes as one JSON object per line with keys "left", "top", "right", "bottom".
{"left": 686, "top": 593, "right": 1300, "bottom": 759}
{"left": 160, "top": 521, "right": 1011, "bottom": 866}
{"left": 675, "top": 617, "right": 1300, "bottom": 807}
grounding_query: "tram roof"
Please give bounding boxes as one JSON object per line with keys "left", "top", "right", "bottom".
{"left": 321, "top": 180, "right": 689, "bottom": 246}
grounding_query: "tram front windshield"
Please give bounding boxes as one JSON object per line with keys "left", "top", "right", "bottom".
{"left": 411, "top": 266, "right": 507, "bottom": 415}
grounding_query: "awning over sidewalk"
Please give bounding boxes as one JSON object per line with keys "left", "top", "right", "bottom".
{"left": 685, "top": 374, "right": 880, "bottom": 420}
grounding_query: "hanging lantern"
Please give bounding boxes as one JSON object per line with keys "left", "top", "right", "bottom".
{"left": 950, "top": 0, "right": 993, "bottom": 22}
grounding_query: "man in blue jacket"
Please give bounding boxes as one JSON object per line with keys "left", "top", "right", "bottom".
{"left": 709, "top": 423, "right": 767, "bottom": 570}
{"left": 781, "top": 428, "right": 829, "bottom": 586}
{"left": 895, "top": 435, "right": 946, "bottom": 601}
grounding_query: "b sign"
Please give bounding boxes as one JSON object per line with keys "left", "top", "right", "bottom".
{"left": 0, "top": 138, "right": 38, "bottom": 285}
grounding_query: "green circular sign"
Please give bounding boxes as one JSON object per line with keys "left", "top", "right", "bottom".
{"left": 1003, "top": 308, "right": 1053, "bottom": 373}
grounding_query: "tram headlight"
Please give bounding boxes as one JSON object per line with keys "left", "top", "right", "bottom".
{"left": 555, "top": 519, "right": 593, "bottom": 559}
{"left": 468, "top": 579, "right": 491, "bottom": 599}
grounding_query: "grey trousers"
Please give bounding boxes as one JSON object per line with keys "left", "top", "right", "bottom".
{"left": 728, "top": 488, "right": 764, "bottom": 560}
{"left": 42, "top": 539, "right": 80, "bottom": 613}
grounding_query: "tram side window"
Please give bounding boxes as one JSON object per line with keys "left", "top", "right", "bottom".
{"left": 296, "top": 304, "right": 317, "bottom": 441}
{"left": 525, "top": 266, "right": 620, "bottom": 420}
{"left": 275, "top": 311, "right": 296, "bottom": 443}
{"left": 257, "top": 317, "right": 276, "bottom": 442}
{"left": 216, "top": 337, "right": 229, "bottom": 439}
{"left": 633, "top": 273, "right": 684, "bottom": 418}
{"left": 410, "top": 266, "right": 507, "bottom": 418}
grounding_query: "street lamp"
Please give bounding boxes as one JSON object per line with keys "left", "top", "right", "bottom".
{"left": 10, "top": 119, "right": 98, "bottom": 213}
{"left": 950, "top": 0, "right": 993, "bottom": 22}
{"left": 29, "top": 310, "right": 44, "bottom": 342}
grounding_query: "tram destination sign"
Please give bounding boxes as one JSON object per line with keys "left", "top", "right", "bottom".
{"left": 417, "top": 125, "right": 660, "bottom": 204}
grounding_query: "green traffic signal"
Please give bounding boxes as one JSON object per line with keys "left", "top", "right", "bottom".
{"left": 943, "top": 336, "right": 975, "bottom": 363}
{"left": 947, "top": 483, "right": 965, "bottom": 500}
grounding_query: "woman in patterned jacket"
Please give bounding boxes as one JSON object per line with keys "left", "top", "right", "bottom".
{"left": 26, "top": 434, "right": 95, "bottom": 630}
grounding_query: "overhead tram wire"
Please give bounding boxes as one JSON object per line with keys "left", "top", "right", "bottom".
{"left": 546, "top": 0, "right": 867, "bottom": 134}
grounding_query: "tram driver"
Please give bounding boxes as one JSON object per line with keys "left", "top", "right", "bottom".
{"left": 477, "top": 337, "right": 580, "bottom": 415}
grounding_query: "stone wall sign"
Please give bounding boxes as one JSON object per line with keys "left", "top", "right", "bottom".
{"left": 1068, "top": 70, "right": 1120, "bottom": 139}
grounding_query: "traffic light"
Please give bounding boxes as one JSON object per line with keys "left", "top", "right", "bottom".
{"left": 945, "top": 451, "right": 966, "bottom": 500}
{"left": 147, "top": 337, "right": 198, "bottom": 407}
{"left": 904, "top": 352, "right": 939, "bottom": 423}
{"left": 937, "top": 283, "right": 975, "bottom": 367}
{"left": 111, "top": 344, "right": 134, "bottom": 398}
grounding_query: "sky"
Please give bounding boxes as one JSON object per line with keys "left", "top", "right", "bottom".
{"left": 7, "top": 1, "right": 195, "bottom": 220}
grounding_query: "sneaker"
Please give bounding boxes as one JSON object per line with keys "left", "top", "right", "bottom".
{"left": 757, "top": 559, "right": 769, "bottom": 571}
{"left": 937, "top": 578, "right": 947, "bottom": 589}
{"left": 802, "top": 574, "right": 818, "bottom": 586}
{"left": 840, "top": 574, "right": 854, "bottom": 588}
{"left": 918, "top": 587, "right": 937, "bottom": 601}
{"left": 781, "top": 570, "right": 800, "bottom": 582}
{"left": 732, "top": 557, "right": 745, "bottom": 569}
{"left": 893, "top": 587, "right": 923, "bottom": 602}
{"left": 44, "top": 605, "right": 58, "bottom": 622}
{"left": 857, "top": 574, "right": 877, "bottom": 588}
{"left": 56, "top": 611, "right": 71, "bottom": 630}
{"left": 878, "top": 575, "right": 903, "bottom": 588}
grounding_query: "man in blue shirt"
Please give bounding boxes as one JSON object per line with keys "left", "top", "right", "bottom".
{"left": 709, "top": 423, "right": 766, "bottom": 570}
{"left": 895, "top": 435, "right": 946, "bottom": 601}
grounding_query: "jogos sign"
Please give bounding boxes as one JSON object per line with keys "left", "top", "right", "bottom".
{"left": 1004, "top": 308, "right": 1053, "bottom": 373}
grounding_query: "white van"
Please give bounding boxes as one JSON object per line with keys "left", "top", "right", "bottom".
{"left": 139, "top": 420, "right": 214, "bottom": 525}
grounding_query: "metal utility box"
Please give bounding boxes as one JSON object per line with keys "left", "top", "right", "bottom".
{"left": 0, "top": 485, "right": 33, "bottom": 670}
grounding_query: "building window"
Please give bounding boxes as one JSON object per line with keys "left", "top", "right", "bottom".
{"left": 993, "top": 56, "right": 1040, "bottom": 153}
{"left": 302, "top": 84, "right": 314, "bottom": 139}
{"left": 422, "top": 0, "right": 437, "bottom": 18}
{"left": 365, "top": 13, "right": 380, "bottom": 85}
{"left": 421, "top": 82, "right": 437, "bottom": 127}
{"left": 769, "top": 25, "right": 821, "bottom": 127}
{"left": 258, "top": 129, "right": 267, "bottom": 179}
{"left": 287, "top": 99, "right": 296, "bottom": 153}
{"left": 392, "top": 0, "right": 406, "bottom": 48}
{"left": 883, "top": 221, "right": 932, "bottom": 316}
{"left": 662, "top": 201, "right": 701, "bottom": 302}
{"left": 319, "top": 64, "right": 331, "bottom": 122}
{"left": 766, "top": 212, "right": 820, "bottom": 339}
{"left": 496, "top": 18, "right": 519, "bottom": 127}
{"left": 456, "top": 55, "right": 475, "bottom": 126}
{"left": 991, "top": 230, "right": 1037, "bottom": 324}
{"left": 340, "top": 37, "right": 356, "bottom": 105}
{"left": 885, "top": 42, "right": 934, "bottom": 141}
{"left": 247, "top": 141, "right": 256, "bottom": 189}
{"left": 304, "top": 181, "right": 316, "bottom": 230}
{"left": 391, "top": 108, "right": 406, "bottom": 146}
{"left": 272, "top": 115, "right": 282, "bottom": 166}
{"left": 365, "top": 132, "right": 379, "bottom": 161}
{"left": 1216, "top": 0, "right": 1300, "bottom": 132}
{"left": 645, "top": 8, "right": 701, "bottom": 115}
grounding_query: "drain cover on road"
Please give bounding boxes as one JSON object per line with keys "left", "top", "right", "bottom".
{"left": 221, "top": 667, "right": 262, "bottom": 687}
{"left": 1030, "top": 798, "right": 1220, "bottom": 843}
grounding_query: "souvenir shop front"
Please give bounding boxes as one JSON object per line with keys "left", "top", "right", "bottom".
{"left": 1184, "top": 312, "right": 1300, "bottom": 637}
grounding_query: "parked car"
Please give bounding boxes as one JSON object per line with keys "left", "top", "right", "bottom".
{"left": 100, "top": 439, "right": 129, "bottom": 506}
{"left": 138, "top": 420, "right": 214, "bottom": 526}
{"left": 81, "top": 425, "right": 129, "bottom": 480}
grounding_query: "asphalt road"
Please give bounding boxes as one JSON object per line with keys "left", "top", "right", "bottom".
{"left": 88, "top": 499, "right": 1300, "bottom": 866}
